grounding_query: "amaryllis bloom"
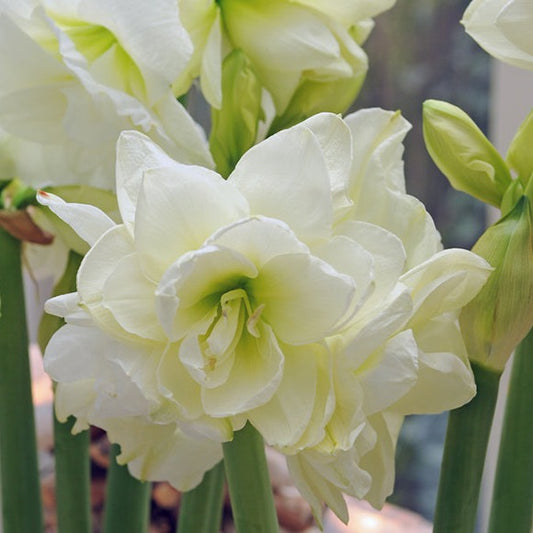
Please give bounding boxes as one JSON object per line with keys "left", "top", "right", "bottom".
{"left": 175, "top": 0, "right": 395, "bottom": 126}
{"left": 463, "top": 0, "right": 533, "bottom": 70}
{"left": 40, "top": 110, "right": 490, "bottom": 517}
{"left": 0, "top": 0, "right": 212, "bottom": 189}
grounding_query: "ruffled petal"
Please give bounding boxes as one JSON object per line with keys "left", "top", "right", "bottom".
{"left": 228, "top": 125, "right": 333, "bottom": 244}
{"left": 37, "top": 190, "right": 115, "bottom": 245}
{"left": 102, "top": 253, "right": 163, "bottom": 340}
{"left": 105, "top": 418, "right": 223, "bottom": 491}
{"left": 250, "top": 252, "right": 355, "bottom": 344}
{"left": 135, "top": 165, "right": 248, "bottom": 280}
{"left": 201, "top": 322, "right": 284, "bottom": 416}
{"left": 156, "top": 244, "right": 258, "bottom": 341}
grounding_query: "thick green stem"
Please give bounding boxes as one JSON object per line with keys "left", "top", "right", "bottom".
{"left": 177, "top": 461, "right": 225, "bottom": 533}
{"left": 39, "top": 251, "right": 92, "bottom": 533}
{"left": 433, "top": 362, "right": 501, "bottom": 533}
{"left": 0, "top": 228, "right": 43, "bottom": 532}
{"left": 103, "top": 444, "right": 152, "bottom": 533}
{"left": 53, "top": 416, "right": 91, "bottom": 532}
{"left": 488, "top": 328, "right": 533, "bottom": 533}
{"left": 222, "top": 422, "right": 278, "bottom": 533}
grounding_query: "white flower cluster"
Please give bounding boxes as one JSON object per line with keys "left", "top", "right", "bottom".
{"left": 40, "top": 110, "right": 490, "bottom": 521}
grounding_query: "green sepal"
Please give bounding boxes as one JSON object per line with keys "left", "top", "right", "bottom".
{"left": 423, "top": 99, "right": 512, "bottom": 207}
{"left": 506, "top": 109, "right": 533, "bottom": 186}
{"left": 210, "top": 49, "right": 263, "bottom": 178}
{"left": 460, "top": 195, "right": 533, "bottom": 371}
{"left": 500, "top": 179, "right": 523, "bottom": 216}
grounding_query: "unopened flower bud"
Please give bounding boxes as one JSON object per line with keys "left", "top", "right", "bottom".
{"left": 423, "top": 99, "right": 512, "bottom": 207}
{"left": 209, "top": 49, "right": 263, "bottom": 178}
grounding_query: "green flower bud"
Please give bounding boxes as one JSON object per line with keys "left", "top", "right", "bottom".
{"left": 423, "top": 99, "right": 512, "bottom": 207}
{"left": 507, "top": 109, "right": 533, "bottom": 186}
{"left": 460, "top": 195, "right": 533, "bottom": 372}
{"left": 209, "top": 49, "right": 263, "bottom": 178}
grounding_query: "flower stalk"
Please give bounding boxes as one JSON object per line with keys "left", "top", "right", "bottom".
{"left": 103, "top": 444, "right": 152, "bottom": 533}
{"left": 177, "top": 461, "right": 225, "bottom": 533}
{"left": 433, "top": 362, "right": 501, "bottom": 533}
{"left": 38, "top": 251, "right": 92, "bottom": 533}
{"left": 488, "top": 327, "right": 533, "bottom": 533}
{"left": 222, "top": 423, "right": 279, "bottom": 533}
{"left": 0, "top": 227, "right": 43, "bottom": 533}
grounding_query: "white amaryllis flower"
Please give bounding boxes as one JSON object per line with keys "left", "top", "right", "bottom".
{"left": 0, "top": 0, "right": 212, "bottom": 190}
{"left": 40, "top": 110, "right": 490, "bottom": 515}
{"left": 175, "top": 0, "right": 395, "bottom": 120}
{"left": 463, "top": 0, "right": 533, "bottom": 69}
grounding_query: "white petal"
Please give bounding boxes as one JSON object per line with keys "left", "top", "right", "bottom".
{"left": 0, "top": 13, "right": 68, "bottom": 95}
{"left": 135, "top": 165, "right": 248, "bottom": 280}
{"left": 229, "top": 125, "right": 333, "bottom": 244}
{"left": 106, "top": 418, "right": 223, "bottom": 491}
{"left": 313, "top": 234, "right": 375, "bottom": 314}
{"left": 206, "top": 216, "right": 309, "bottom": 268}
{"left": 359, "top": 412, "right": 403, "bottom": 508}
{"left": 74, "top": 0, "right": 193, "bottom": 104}
{"left": 463, "top": 0, "right": 533, "bottom": 70}
{"left": 199, "top": 8, "right": 223, "bottom": 108}
{"left": 152, "top": 93, "right": 214, "bottom": 168}
{"left": 250, "top": 253, "right": 355, "bottom": 344}
{"left": 287, "top": 453, "right": 351, "bottom": 526}
{"left": 497, "top": 0, "right": 533, "bottom": 61}
{"left": 400, "top": 248, "right": 492, "bottom": 324}
{"left": 102, "top": 253, "right": 163, "bottom": 340}
{"left": 77, "top": 224, "right": 134, "bottom": 305}
{"left": 392, "top": 317, "right": 476, "bottom": 414}
{"left": 45, "top": 292, "right": 93, "bottom": 326}
{"left": 37, "top": 190, "right": 115, "bottom": 245}
{"left": 157, "top": 343, "right": 204, "bottom": 420}
{"left": 156, "top": 245, "right": 258, "bottom": 341}
{"left": 54, "top": 380, "right": 95, "bottom": 431}
{"left": 359, "top": 330, "right": 419, "bottom": 415}
{"left": 337, "top": 220, "right": 406, "bottom": 300}
{"left": 248, "top": 343, "right": 320, "bottom": 448}
{"left": 115, "top": 130, "right": 187, "bottom": 230}
{"left": 44, "top": 323, "right": 103, "bottom": 381}
{"left": 339, "top": 283, "right": 413, "bottom": 371}
{"left": 297, "top": 112, "right": 353, "bottom": 216}
{"left": 179, "top": 330, "right": 237, "bottom": 389}
{"left": 201, "top": 322, "right": 284, "bottom": 416}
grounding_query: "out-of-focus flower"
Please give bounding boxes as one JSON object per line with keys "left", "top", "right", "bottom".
{"left": 0, "top": 0, "right": 212, "bottom": 190}
{"left": 176, "top": 0, "right": 396, "bottom": 129}
{"left": 463, "top": 0, "right": 533, "bottom": 70}
{"left": 40, "top": 110, "right": 490, "bottom": 517}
